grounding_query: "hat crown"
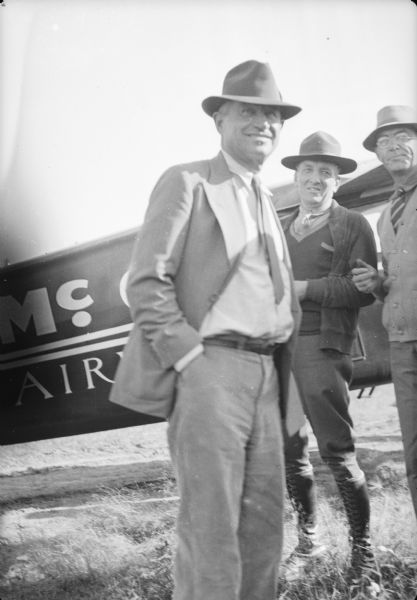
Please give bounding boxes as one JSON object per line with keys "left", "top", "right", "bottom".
{"left": 281, "top": 130, "right": 357, "bottom": 174}
{"left": 376, "top": 105, "right": 417, "bottom": 129}
{"left": 221, "top": 60, "right": 283, "bottom": 103}
{"left": 298, "top": 131, "right": 342, "bottom": 158}
{"left": 363, "top": 104, "right": 417, "bottom": 151}
{"left": 201, "top": 59, "right": 301, "bottom": 119}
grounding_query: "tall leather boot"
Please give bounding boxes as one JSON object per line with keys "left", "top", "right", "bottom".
{"left": 281, "top": 471, "right": 326, "bottom": 581}
{"left": 336, "top": 478, "right": 380, "bottom": 587}
{"left": 286, "top": 470, "right": 319, "bottom": 547}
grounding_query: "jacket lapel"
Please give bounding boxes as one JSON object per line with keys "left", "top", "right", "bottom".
{"left": 202, "top": 153, "right": 247, "bottom": 264}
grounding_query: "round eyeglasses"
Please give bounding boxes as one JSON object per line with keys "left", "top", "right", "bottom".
{"left": 376, "top": 132, "right": 417, "bottom": 148}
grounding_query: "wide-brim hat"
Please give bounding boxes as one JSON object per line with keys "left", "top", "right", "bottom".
{"left": 363, "top": 105, "right": 417, "bottom": 151}
{"left": 202, "top": 60, "right": 301, "bottom": 120}
{"left": 281, "top": 131, "right": 357, "bottom": 175}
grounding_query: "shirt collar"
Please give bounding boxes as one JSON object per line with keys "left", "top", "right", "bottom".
{"left": 297, "top": 199, "right": 335, "bottom": 225}
{"left": 221, "top": 150, "right": 271, "bottom": 196}
{"left": 221, "top": 149, "right": 257, "bottom": 189}
{"left": 398, "top": 164, "right": 417, "bottom": 193}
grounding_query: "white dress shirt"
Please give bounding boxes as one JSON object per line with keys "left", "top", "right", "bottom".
{"left": 175, "top": 150, "right": 293, "bottom": 371}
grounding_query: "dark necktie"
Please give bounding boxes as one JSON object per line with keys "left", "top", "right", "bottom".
{"left": 390, "top": 187, "right": 407, "bottom": 234}
{"left": 252, "top": 176, "right": 284, "bottom": 304}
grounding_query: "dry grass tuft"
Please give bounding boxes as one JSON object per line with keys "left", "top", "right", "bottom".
{"left": 0, "top": 475, "right": 416, "bottom": 599}
{"left": 279, "top": 489, "right": 417, "bottom": 600}
{"left": 2, "top": 385, "right": 414, "bottom": 598}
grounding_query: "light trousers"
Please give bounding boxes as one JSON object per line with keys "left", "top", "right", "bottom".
{"left": 167, "top": 344, "right": 285, "bottom": 600}
{"left": 390, "top": 340, "right": 417, "bottom": 519}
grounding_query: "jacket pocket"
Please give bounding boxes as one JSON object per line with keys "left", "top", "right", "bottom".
{"left": 320, "top": 241, "right": 335, "bottom": 253}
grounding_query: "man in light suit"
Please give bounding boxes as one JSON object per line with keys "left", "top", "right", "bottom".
{"left": 110, "top": 60, "right": 302, "bottom": 600}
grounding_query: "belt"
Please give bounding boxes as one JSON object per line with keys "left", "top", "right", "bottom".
{"left": 204, "top": 334, "right": 281, "bottom": 356}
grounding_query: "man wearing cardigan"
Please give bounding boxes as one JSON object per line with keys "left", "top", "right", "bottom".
{"left": 110, "top": 60, "right": 302, "bottom": 600}
{"left": 352, "top": 105, "right": 417, "bottom": 522}
{"left": 278, "top": 132, "right": 378, "bottom": 588}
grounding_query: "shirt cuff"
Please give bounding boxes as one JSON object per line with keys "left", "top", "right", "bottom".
{"left": 174, "top": 344, "right": 204, "bottom": 372}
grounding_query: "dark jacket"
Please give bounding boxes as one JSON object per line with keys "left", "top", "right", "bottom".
{"left": 280, "top": 201, "right": 377, "bottom": 354}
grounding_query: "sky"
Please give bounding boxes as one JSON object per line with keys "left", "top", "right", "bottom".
{"left": 1, "top": 0, "right": 416, "bottom": 264}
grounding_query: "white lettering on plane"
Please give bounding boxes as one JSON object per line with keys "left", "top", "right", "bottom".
{"left": 14, "top": 353, "right": 119, "bottom": 406}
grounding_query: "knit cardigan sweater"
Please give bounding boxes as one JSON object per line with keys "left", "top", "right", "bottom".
{"left": 280, "top": 201, "right": 378, "bottom": 354}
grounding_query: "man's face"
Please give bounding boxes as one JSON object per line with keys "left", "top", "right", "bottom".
{"left": 295, "top": 160, "right": 340, "bottom": 210}
{"left": 375, "top": 126, "right": 417, "bottom": 175}
{"left": 214, "top": 101, "right": 282, "bottom": 171}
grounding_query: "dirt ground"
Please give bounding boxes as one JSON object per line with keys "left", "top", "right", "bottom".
{"left": 0, "top": 383, "right": 407, "bottom": 503}
{"left": 2, "top": 381, "right": 417, "bottom": 596}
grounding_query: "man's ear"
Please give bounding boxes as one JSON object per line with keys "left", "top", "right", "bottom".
{"left": 213, "top": 112, "right": 223, "bottom": 134}
{"left": 293, "top": 170, "right": 298, "bottom": 184}
{"left": 333, "top": 175, "right": 341, "bottom": 192}
{"left": 374, "top": 147, "right": 383, "bottom": 163}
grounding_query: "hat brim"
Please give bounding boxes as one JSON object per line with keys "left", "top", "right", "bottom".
{"left": 363, "top": 122, "right": 417, "bottom": 151}
{"left": 202, "top": 95, "right": 302, "bottom": 120}
{"left": 281, "top": 153, "right": 357, "bottom": 175}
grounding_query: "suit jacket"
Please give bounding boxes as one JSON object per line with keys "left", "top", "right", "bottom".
{"left": 377, "top": 170, "right": 417, "bottom": 342}
{"left": 110, "top": 152, "right": 301, "bottom": 422}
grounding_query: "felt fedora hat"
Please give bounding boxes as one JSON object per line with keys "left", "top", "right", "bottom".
{"left": 281, "top": 131, "right": 357, "bottom": 175}
{"left": 202, "top": 60, "right": 301, "bottom": 120}
{"left": 363, "top": 105, "right": 417, "bottom": 151}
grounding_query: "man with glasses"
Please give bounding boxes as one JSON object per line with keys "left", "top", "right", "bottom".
{"left": 111, "top": 60, "right": 302, "bottom": 600}
{"left": 352, "top": 105, "right": 417, "bottom": 521}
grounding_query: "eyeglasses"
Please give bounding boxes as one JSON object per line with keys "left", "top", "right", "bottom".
{"left": 375, "top": 132, "right": 417, "bottom": 148}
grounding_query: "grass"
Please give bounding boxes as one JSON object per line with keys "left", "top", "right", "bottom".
{"left": 0, "top": 475, "right": 416, "bottom": 600}
{"left": 279, "top": 489, "right": 417, "bottom": 600}
{"left": 0, "top": 482, "right": 177, "bottom": 600}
